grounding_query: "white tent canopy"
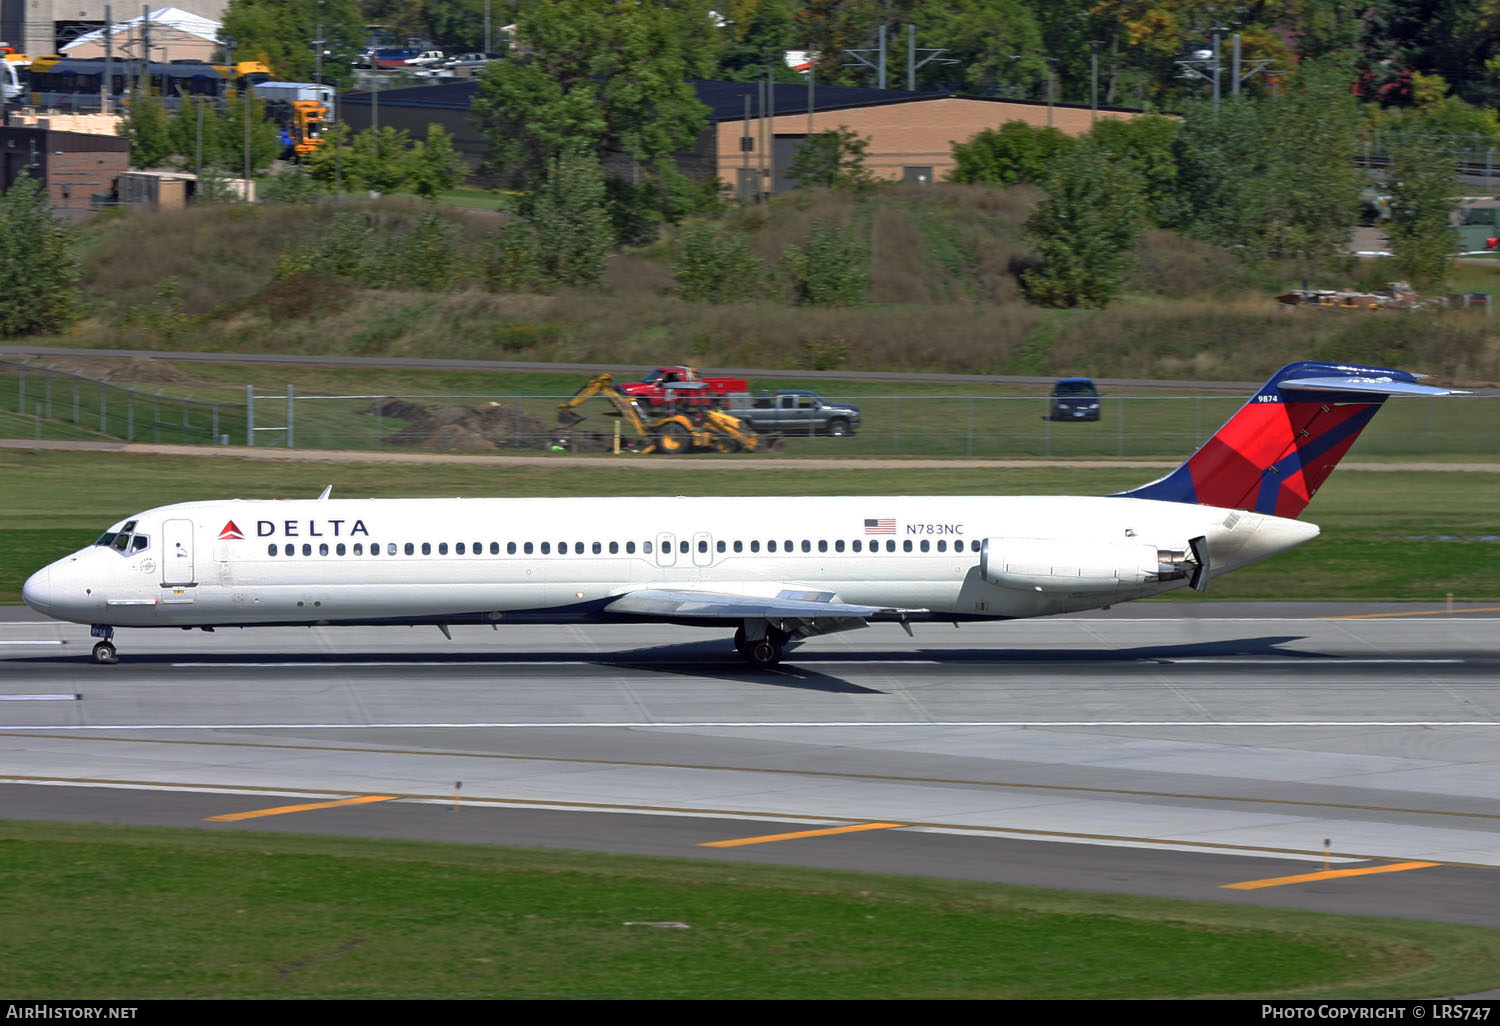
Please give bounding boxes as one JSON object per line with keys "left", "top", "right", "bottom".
{"left": 62, "top": 7, "right": 222, "bottom": 55}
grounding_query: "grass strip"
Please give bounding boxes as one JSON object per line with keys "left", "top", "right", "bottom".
{"left": 3, "top": 819, "right": 1498, "bottom": 999}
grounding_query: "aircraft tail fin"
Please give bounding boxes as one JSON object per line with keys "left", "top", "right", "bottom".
{"left": 1116, "top": 361, "right": 1466, "bottom": 519}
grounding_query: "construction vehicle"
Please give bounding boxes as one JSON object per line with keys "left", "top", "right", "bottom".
{"left": 557, "top": 373, "right": 767, "bottom": 454}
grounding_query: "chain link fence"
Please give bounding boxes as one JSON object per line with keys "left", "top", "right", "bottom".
{"left": 2, "top": 359, "right": 1494, "bottom": 461}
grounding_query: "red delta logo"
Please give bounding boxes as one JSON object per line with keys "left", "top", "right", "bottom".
{"left": 218, "top": 521, "right": 244, "bottom": 540}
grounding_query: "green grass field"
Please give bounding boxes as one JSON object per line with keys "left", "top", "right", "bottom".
{"left": 1, "top": 449, "right": 1496, "bottom": 605}
{"left": 4, "top": 820, "right": 1498, "bottom": 999}
{"left": 4, "top": 358, "right": 1496, "bottom": 459}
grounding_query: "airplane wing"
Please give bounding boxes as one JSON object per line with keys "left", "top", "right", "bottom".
{"left": 603, "top": 587, "right": 923, "bottom": 637}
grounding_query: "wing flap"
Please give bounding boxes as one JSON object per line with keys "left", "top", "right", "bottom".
{"left": 604, "top": 587, "right": 913, "bottom": 620}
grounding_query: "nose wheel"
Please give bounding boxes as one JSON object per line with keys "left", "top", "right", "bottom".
{"left": 90, "top": 625, "right": 118, "bottom": 665}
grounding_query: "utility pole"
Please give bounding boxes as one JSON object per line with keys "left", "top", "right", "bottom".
{"left": 1088, "top": 39, "right": 1104, "bottom": 123}
{"left": 767, "top": 60, "right": 775, "bottom": 195}
{"left": 1212, "top": 29, "right": 1221, "bottom": 111}
{"left": 102, "top": 5, "right": 113, "bottom": 113}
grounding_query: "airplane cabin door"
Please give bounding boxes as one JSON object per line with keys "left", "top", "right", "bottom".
{"left": 162, "top": 519, "right": 197, "bottom": 587}
{"left": 691, "top": 531, "right": 713, "bottom": 568}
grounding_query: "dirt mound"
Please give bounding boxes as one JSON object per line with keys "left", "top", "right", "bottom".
{"left": 27, "top": 355, "right": 202, "bottom": 385}
{"left": 101, "top": 356, "right": 200, "bottom": 384}
{"left": 364, "top": 398, "right": 616, "bottom": 452}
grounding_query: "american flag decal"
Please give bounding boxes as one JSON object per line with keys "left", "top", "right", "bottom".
{"left": 864, "top": 518, "right": 895, "bottom": 535}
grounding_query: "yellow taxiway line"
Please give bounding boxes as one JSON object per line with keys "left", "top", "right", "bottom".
{"left": 700, "top": 822, "right": 906, "bottom": 848}
{"left": 204, "top": 794, "right": 398, "bottom": 822}
{"left": 1222, "top": 861, "right": 1439, "bottom": 890}
{"left": 1322, "top": 606, "right": 1500, "bottom": 619}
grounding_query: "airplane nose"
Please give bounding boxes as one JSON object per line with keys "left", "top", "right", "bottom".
{"left": 22, "top": 567, "right": 52, "bottom": 615}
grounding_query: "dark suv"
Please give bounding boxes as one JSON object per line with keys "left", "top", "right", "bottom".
{"left": 1048, "top": 377, "right": 1101, "bottom": 421}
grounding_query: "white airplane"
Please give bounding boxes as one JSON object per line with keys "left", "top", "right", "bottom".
{"left": 21, "top": 361, "right": 1465, "bottom": 668}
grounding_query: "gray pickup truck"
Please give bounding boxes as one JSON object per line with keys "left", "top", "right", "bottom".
{"left": 732, "top": 390, "right": 861, "bottom": 436}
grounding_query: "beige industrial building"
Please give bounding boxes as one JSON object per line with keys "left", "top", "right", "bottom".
{"left": 339, "top": 79, "right": 1144, "bottom": 194}
{"left": 3, "top": 1, "right": 228, "bottom": 61}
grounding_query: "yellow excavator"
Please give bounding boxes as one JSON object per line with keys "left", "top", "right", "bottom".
{"left": 557, "top": 373, "right": 766, "bottom": 454}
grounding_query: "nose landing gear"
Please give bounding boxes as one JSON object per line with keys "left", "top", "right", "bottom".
{"left": 90, "top": 625, "right": 118, "bottom": 665}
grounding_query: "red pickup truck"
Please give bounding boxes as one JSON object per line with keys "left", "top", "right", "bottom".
{"left": 618, "top": 366, "right": 749, "bottom": 412}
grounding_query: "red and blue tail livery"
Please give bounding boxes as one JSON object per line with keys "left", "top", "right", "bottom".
{"left": 1117, "top": 361, "right": 1465, "bottom": 519}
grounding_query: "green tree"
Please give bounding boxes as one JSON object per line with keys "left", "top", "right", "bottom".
{"left": 167, "top": 93, "right": 279, "bottom": 177}
{"left": 221, "top": 0, "right": 364, "bottom": 88}
{"left": 1384, "top": 135, "right": 1462, "bottom": 289}
{"left": 1259, "top": 63, "right": 1363, "bottom": 270}
{"left": 1166, "top": 97, "right": 1274, "bottom": 257}
{"left": 716, "top": 0, "right": 802, "bottom": 82}
{"left": 1087, "top": 114, "right": 1180, "bottom": 226}
{"left": 1021, "top": 139, "right": 1145, "bottom": 308}
{"left": 406, "top": 125, "right": 469, "bottom": 200}
{"left": 485, "top": 218, "right": 548, "bottom": 292}
{"left": 673, "top": 221, "right": 762, "bottom": 302}
{"left": 119, "top": 84, "right": 172, "bottom": 169}
{"left": 472, "top": 0, "right": 713, "bottom": 235}
{"left": 0, "top": 176, "right": 81, "bottom": 337}
{"left": 786, "top": 126, "right": 876, "bottom": 192}
{"left": 350, "top": 126, "right": 414, "bottom": 194}
{"left": 527, "top": 146, "right": 616, "bottom": 289}
{"left": 779, "top": 219, "right": 868, "bottom": 306}
{"left": 906, "top": 0, "right": 1045, "bottom": 95}
{"left": 949, "top": 121, "right": 1074, "bottom": 186}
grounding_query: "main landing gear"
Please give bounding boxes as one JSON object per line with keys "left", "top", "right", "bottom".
{"left": 733, "top": 624, "right": 791, "bottom": 669}
{"left": 90, "top": 625, "right": 118, "bottom": 665}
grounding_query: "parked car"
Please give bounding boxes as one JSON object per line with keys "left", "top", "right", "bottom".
{"left": 1048, "top": 378, "right": 1102, "bottom": 421}
{"left": 403, "top": 50, "right": 448, "bottom": 67}
{"left": 443, "top": 52, "right": 502, "bottom": 70}
{"left": 733, "top": 390, "right": 861, "bottom": 436}
{"left": 369, "top": 47, "right": 420, "bottom": 69}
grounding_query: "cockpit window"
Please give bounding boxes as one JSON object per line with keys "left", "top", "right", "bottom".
{"left": 97, "top": 520, "right": 147, "bottom": 555}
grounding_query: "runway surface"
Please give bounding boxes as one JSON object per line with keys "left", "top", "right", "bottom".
{"left": 3, "top": 602, "right": 1499, "bottom": 927}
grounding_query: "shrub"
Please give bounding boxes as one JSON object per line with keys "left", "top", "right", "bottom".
{"left": 0, "top": 176, "right": 81, "bottom": 337}
{"left": 672, "top": 221, "right": 761, "bottom": 302}
{"left": 779, "top": 219, "right": 868, "bottom": 306}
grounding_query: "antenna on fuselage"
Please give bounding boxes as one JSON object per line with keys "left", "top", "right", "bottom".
{"left": 317, "top": 486, "right": 332, "bottom": 501}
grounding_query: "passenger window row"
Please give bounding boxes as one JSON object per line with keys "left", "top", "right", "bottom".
{"left": 264, "top": 537, "right": 981, "bottom": 558}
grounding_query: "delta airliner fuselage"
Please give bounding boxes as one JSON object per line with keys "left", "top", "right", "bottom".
{"left": 19, "top": 361, "right": 1467, "bottom": 667}
{"left": 23, "top": 494, "right": 1314, "bottom": 659}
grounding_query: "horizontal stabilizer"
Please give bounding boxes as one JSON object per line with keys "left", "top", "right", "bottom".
{"left": 1281, "top": 376, "right": 1467, "bottom": 398}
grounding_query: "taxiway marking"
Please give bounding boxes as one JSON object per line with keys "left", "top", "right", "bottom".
{"left": 1222, "top": 861, "right": 1440, "bottom": 890}
{"left": 700, "top": 822, "right": 906, "bottom": 848}
{"left": 1323, "top": 607, "right": 1500, "bottom": 620}
{"left": 204, "top": 794, "right": 397, "bottom": 822}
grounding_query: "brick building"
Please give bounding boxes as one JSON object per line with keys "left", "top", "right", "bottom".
{"left": 0, "top": 122, "right": 129, "bottom": 221}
